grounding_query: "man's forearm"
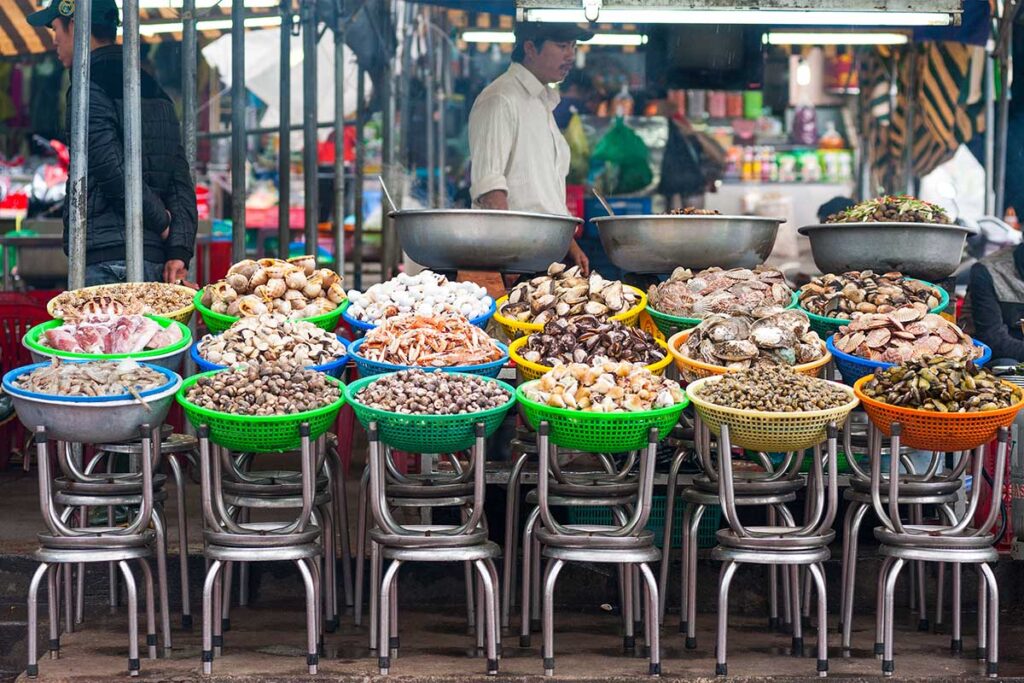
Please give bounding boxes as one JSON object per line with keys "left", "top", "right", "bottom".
{"left": 477, "top": 190, "right": 509, "bottom": 211}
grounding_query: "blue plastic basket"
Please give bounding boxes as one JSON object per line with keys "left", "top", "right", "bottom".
{"left": 340, "top": 298, "right": 496, "bottom": 339}
{"left": 189, "top": 336, "right": 350, "bottom": 379}
{"left": 347, "top": 336, "right": 508, "bottom": 378}
{"left": 826, "top": 335, "right": 992, "bottom": 386}
{"left": 3, "top": 361, "right": 180, "bottom": 403}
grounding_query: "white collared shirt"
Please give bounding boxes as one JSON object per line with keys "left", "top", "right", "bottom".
{"left": 468, "top": 63, "right": 571, "bottom": 216}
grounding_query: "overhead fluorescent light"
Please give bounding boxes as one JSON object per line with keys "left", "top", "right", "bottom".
{"left": 122, "top": 14, "right": 282, "bottom": 35}
{"left": 116, "top": 0, "right": 280, "bottom": 7}
{"left": 520, "top": 8, "right": 953, "bottom": 27}
{"left": 461, "top": 30, "right": 648, "bottom": 46}
{"left": 766, "top": 31, "right": 909, "bottom": 45}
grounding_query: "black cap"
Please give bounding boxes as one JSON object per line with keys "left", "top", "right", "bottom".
{"left": 514, "top": 22, "right": 595, "bottom": 46}
{"left": 27, "top": 0, "right": 120, "bottom": 28}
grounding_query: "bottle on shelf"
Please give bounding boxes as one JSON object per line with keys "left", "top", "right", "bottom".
{"left": 613, "top": 84, "right": 634, "bottom": 117}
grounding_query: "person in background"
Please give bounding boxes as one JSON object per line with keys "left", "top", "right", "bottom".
{"left": 468, "top": 22, "right": 592, "bottom": 275}
{"left": 29, "top": 0, "right": 197, "bottom": 286}
{"left": 816, "top": 196, "right": 856, "bottom": 224}
{"left": 966, "top": 243, "right": 1024, "bottom": 364}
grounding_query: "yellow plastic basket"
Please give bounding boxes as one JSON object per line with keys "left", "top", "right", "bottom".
{"left": 508, "top": 335, "right": 673, "bottom": 381}
{"left": 667, "top": 330, "right": 831, "bottom": 383}
{"left": 686, "top": 375, "right": 860, "bottom": 452}
{"left": 48, "top": 283, "right": 197, "bottom": 325}
{"left": 493, "top": 286, "right": 648, "bottom": 340}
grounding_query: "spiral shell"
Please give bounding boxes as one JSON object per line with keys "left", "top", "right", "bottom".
{"left": 288, "top": 255, "right": 317, "bottom": 277}
{"left": 237, "top": 295, "right": 269, "bottom": 317}
{"left": 209, "top": 282, "right": 238, "bottom": 304}
{"left": 248, "top": 268, "right": 269, "bottom": 289}
{"left": 285, "top": 267, "right": 308, "bottom": 291}
{"left": 225, "top": 272, "right": 249, "bottom": 292}
{"left": 227, "top": 259, "right": 259, "bottom": 279}
{"left": 303, "top": 275, "right": 323, "bottom": 299}
{"left": 318, "top": 268, "right": 340, "bottom": 290}
{"left": 255, "top": 278, "right": 287, "bottom": 301}
{"left": 326, "top": 281, "right": 346, "bottom": 305}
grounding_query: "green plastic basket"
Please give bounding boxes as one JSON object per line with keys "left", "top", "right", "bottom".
{"left": 176, "top": 370, "right": 346, "bottom": 453}
{"left": 567, "top": 495, "right": 722, "bottom": 549}
{"left": 346, "top": 374, "right": 517, "bottom": 454}
{"left": 193, "top": 289, "right": 348, "bottom": 334}
{"left": 646, "top": 292, "right": 799, "bottom": 338}
{"left": 516, "top": 383, "right": 689, "bottom": 454}
{"left": 23, "top": 315, "right": 192, "bottom": 360}
{"left": 794, "top": 279, "right": 949, "bottom": 338}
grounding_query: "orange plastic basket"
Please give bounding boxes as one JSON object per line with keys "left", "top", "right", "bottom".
{"left": 508, "top": 335, "right": 673, "bottom": 382}
{"left": 853, "top": 375, "right": 1024, "bottom": 452}
{"left": 667, "top": 330, "right": 831, "bottom": 383}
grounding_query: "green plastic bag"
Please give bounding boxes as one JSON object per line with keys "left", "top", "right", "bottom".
{"left": 591, "top": 117, "right": 652, "bottom": 195}
{"left": 564, "top": 111, "right": 590, "bottom": 185}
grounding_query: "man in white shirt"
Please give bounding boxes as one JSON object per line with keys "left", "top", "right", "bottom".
{"left": 468, "top": 23, "right": 592, "bottom": 274}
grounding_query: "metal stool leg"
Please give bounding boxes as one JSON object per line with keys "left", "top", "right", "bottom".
{"left": 842, "top": 503, "right": 868, "bottom": 652}
{"left": 623, "top": 563, "right": 635, "bottom": 653}
{"left": 912, "top": 506, "right": 928, "bottom": 632}
{"left": 167, "top": 453, "right": 192, "bottom": 629}
{"left": 475, "top": 559, "right": 499, "bottom": 675}
{"left": 213, "top": 562, "right": 224, "bottom": 656}
{"left": 875, "top": 555, "right": 895, "bottom": 657}
{"left": 935, "top": 563, "right": 946, "bottom": 629}
{"left": 117, "top": 560, "right": 140, "bottom": 677}
{"left": 26, "top": 563, "right": 48, "bottom": 678}
{"left": 238, "top": 509, "right": 249, "bottom": 608}
{"left": 686, "top": 503, "right": 706, "bottom": 649}
{"left": 809, "top": 562, "right": 828, "bottom": 677}
{"left": 201, "top": 559, "right": 224, "bottom": 673}
{"left": 951, "top": 562, "right": 962, "bottom": 654}
{"left": 378, "top": 559, "right": 401, "bottom": 675}
{"left": 318, "top": 504, "right": 338, "bottom": 631}
{"left": 790, "top": 563, "right": 803, "bottom": 656}
{"left": 639, "top": 562, "right": 660, "bottom": 676}
{"left": 136, "top": 560, "right": 157, "bottom": 660}
{"left": 977, "top": 564, "right": 988, "bottom": 662}
{"left": 483, "top": 558, "right": 502, "bottom": 656}
{"left": 220, "top": 561, "right": 232, "bottom": 634}
{"left": 296, "top": 559, "right": 319, "bottom": 675}
{"left": 679, "top": 502, "right": 691, "bottom": 636}
{"left": 658, "top": 452, "right": 683, "bottom": 623}
{"left": 332, "top": 455, "right": 354, "bottom": 612}
{"left": 502, "top": 451, "right": 527, "bottom": 630}
{"left": 353, "top": 466, "right": 369, "bottom": 626}
{"left": 465, "top": 560, "right": 477, "bottom": 634}
{"left": 46, "top": 565, "right": 59, "bottom": 659}
{"left": 768, "top": 508, "right": 779, "bottom": 630}
{"left": 63, "top": 563, "right": 74, "bottom": 632}
{"left": 882, "top": 557, "right": 907, "bottom": 676}
{"left": 715, "top": 560, "right": 739, "bottom": 676}
{"left": 520, "top": 507, "right": 540, "bottom": 646}
{"left": 979, "top": 562, "right": 999, "bottom": 678}
{"left": 369, "top": 539, "right": 380, "bottom": 651}
{"left": 541, "top": 558, "right": 565, "bottom": 676}
{"left": 151, "top": 511, "right": 173, "bottom": 653}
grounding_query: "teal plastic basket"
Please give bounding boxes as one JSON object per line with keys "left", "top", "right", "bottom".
{"left": 346, "top": 373, "right": 517, "bottom": 453}
{"left": 567, "top": 495, "right": 722, "bottom": 549}
{"left": 795, "top": 279, "right": 949, "bottom": 339}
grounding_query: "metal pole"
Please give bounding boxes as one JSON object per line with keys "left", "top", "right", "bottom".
{"left": 66, "top": 0, "right": 92, "bottom": 289}
{"left": 902, "top": 48, "right": 917, "bottom": 197}
{"left": 182, "top": 0, "right": 198, "bottom": 175}
{"left": 231, "top": 0, "right": 247, "bottom": 262}
{"left": 279, "top": 0, "right": 293, "bottom": 258}
{"left": 333, "top": 2, "right": 347, "bottom": 275}
{"left": 985, "top": 53, "right": 996, "bottom": 216}
{"left": 436, "top": 27, "right": 447, "bottom": 208}
{"left": 995, "top": 22, "right": 1013, "bottom": 217}
{"left": 302, "top": 0, "right": 319, "bottom": 260}
{"left": 380, "top": 2, "right": 398, "bottom": 279}
{"left": 123, "top": 0, "right": 144, "bottom": 282}
{"left": 423, "top": 11, "right": 435, "bottom": 208}
{"left": 353, "top": 65, "right": 365, "bottom": 290}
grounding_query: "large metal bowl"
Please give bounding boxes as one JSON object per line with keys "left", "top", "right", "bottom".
{"left": 392, "top": 209, "right": 581, "bottom": 273}
{"left": 3, "top": 370, "right": 181, "bottom": 444}
{"left": 591, "top": 215, "right": 783, "bottom": 274}
{"left": 797, "top": 222, "right": 979, "bottom": 281}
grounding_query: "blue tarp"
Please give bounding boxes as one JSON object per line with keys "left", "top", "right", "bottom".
{"left": 410, "top": 0, "right": 514, "bottom": 14}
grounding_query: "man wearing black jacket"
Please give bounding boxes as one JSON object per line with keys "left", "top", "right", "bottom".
{"left": 967, "top": 243, "right": 1024, "bottom": 363}
{"left": 29, "top": 0, "right": 197, "bottom": 286}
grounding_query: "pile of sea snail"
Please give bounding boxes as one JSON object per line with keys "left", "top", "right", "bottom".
{"left": 186, "top": 362, "right": 339, "bottom": 416}
{"left": 861, "top": 357, "right": 1023, "bottom": 413}
{"left": 201, "top": 256, "right": 345, "bottom": 319}
{"left": 356, "top": 370, "right": 510, "bottom": 415}
{"left": 694, "top": 366, "right": 852, "bottom": 413}
{"left": 521, "top": 317, "right": 664, "bottom": 367}
{"left": 500, "top": 263, "right": 636, "bottom": 325}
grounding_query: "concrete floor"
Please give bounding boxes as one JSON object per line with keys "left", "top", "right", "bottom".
{"left": 2, "top": 449, "right": 1024, "bottom": 681}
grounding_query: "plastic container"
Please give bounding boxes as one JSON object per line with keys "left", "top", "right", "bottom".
{"left": 189, "top": 336, "right": 350, "bottom": 379}
{"left": 494, "top": 286, "right": 647, "bottom": 340}
{"left": 667, "top": 330, "right": 831, "bottom": 382}
{"left": 340, "top": 298, "right": 496, "bottom": 339}
{"left": 193, "top": 289, "right": 348, "bottom": 334}
{"left": 176, "top": 370, "right": 346, "bottom": 452}
{"left": 794, "top": 279, "right": 949, "bottom": 338}
{"left": 347, "top": 337, "right": 508, "bottom": 379}
{"left": 345, "top": 374, "right": 516, "bottom": 453}
{"left": 827, "top": 336, "right": 991, "bottom": 387}
{"left": 516, "top": 382, "right": 689, "bottom": 454}
{"left": 507, "top": 336, "right": 672, "bottom": 382}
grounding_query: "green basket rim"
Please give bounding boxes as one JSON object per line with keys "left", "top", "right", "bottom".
{"left": 794, "top": 277, "right": 948, "bottom": 329}
{"left": 23, "top": 315, "right": 192, "bottom": 360}
{"left": 193, "top": 288, "right": 349, "bottom": 328}
{"left": 176, "top": 369, "right": 346, "bottom": 424}
{"left": 345, "top": 372, "right": 517, "bottom": 422}
{"left": 515, "top": 380, "right": 690, "bottom": 418}
{"left": 646, "top": 288, "right": 799, "bottom": 327}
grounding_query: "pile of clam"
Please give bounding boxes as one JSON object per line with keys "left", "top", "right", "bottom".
{"left": 648, "top": 266, "right": 792, "bottom": 318}
{"left": 500, "top": 263, "right": 636, "bottom": 325}
{"left": 694, "top": 366, "right": 852, "bottom": 413}
{"left": 186, "top": 362, "right": 340, "bottom": 416}
{"left": 346, "top": 271, "right": 492, "bottom": 324}
{"left": 832, "top": 305, "right": 981, "bottom": 364}
{"left": 14, "top": 359, "right": 167, "bottom": 398}
{"left": 51, "top": 283, "right": 195, "bottom": 320}
{"left": 196, "top": 314, "right": 346, "bottom": 367}
{"left": 520, "top": 317, "right": 663, "bottom": 367}
{"left": 798, "top": 270, "right": 942, "bottom": 319}
{"left": 862, "top": 357, "right": 1021, "bottom": 412}
{"left": 522, "top": 361, "right": 686, "bottom": 413}
{"left": 682, "top": 309, "right": 825, "bottom": 369}
{"left": 201, "top": 256, "right": 345, "bottom": 319}
{"left": 355, "top": 370, "right": 510, "bottom": 415}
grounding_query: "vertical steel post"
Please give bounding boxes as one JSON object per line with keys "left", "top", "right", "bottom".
{"left": 353, "top": 65, "right": 365, "bottom": 290}
{"left": 902, "top": 48, "right": 917, "bottom": 197}
{"left": 436, "top": 27, "right": 447, "bottom": 208}
{"left": 995, "top": 22, "right": 1013, "bottom": 217}
{"left": 231, "top": 0, "right": 247, "bottom": 262}
{"left": 66, "top": 0, "right": 93, "bottom": 289}
{"left": 123, "top": 0, "right": 144, "bottom": 281}
{"left": 302, "top": 0, "right": 319, "bottom": 260}
{"left": 985, "top": 54, "right": 996, "bottom": 216}
{"left": 381, "top": 1, "right": 398, "bottom": 279}
{"left": 423, "top": 10, "right": 435, "bottom": 208}
{"left": 279, "top": 0, "right": 293, "bottom": 258}
{"left": 182, "top": 0, "right": 198, "bottom": 175}
{"left": 333, "top": 1, "right": 347, "bottom": 275}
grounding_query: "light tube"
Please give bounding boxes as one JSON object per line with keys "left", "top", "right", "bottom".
{"left": 520, "top": 8, "right": 953, "bottom": 27}
{"left": 766, "top": 31, "right": 909, "bottom": 45}
{"left": 461, "top": 30, "right": 648, "bottom": 46}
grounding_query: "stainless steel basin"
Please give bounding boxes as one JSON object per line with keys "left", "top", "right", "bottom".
{"left": 592, "top": 215, "right": 782, "bottom": 274}
{"left": 797, "top": 222, "right": 979, "bottom": 281}
{"left": 392, "top": 209, "right": 581, "bottom": 273}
